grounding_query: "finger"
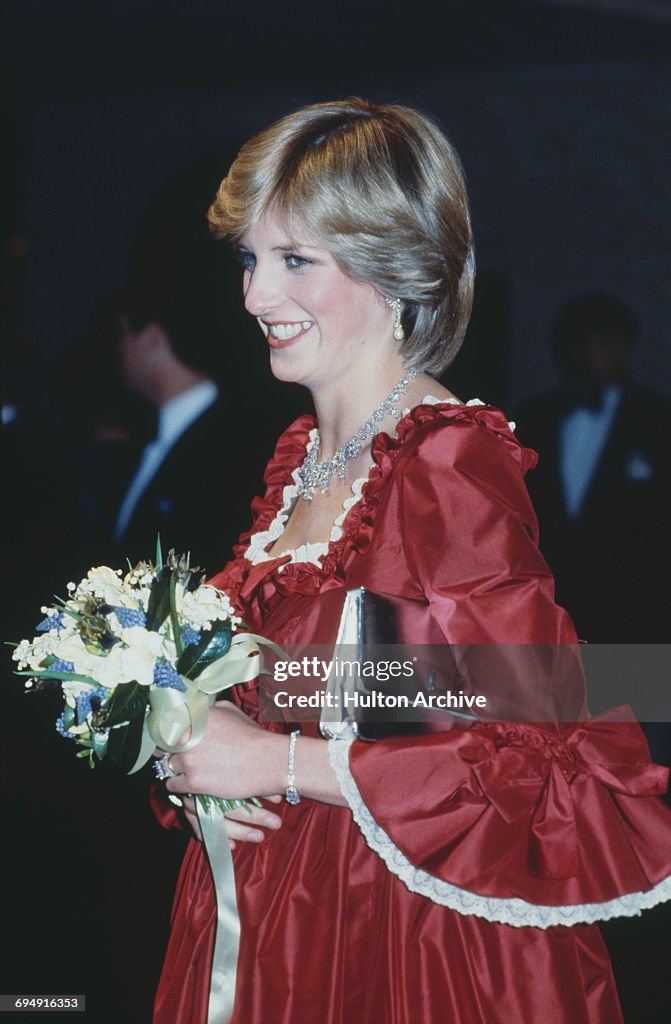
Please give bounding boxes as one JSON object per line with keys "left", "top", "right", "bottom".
{"left": 165, "top": 772, "right": 191, "bottom": 794}
{"left": 224, "top": 805, "right": 281, "bottom": 830}
{"left": 166, "top": 753, "right": 186, "bottom": 777}
{"left": 263, "top": 794, "right": 282, "bottom": 804}
{"left": 224, "top": 819, "right": 268, "bottom": 844}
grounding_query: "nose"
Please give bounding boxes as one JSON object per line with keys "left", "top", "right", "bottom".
{"left": 243, "top": 261, "right": 282, "bottom": 319}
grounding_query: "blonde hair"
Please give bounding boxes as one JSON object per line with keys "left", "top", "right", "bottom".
{"left": 208, "top": 97, "right": 474, "bottom": 375}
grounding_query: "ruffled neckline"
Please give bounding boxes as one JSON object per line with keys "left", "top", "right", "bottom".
{"left": 247, "top": 395, "right": 472, "bottom": 569}
{"left": 246, "top": 425, "right": 367, "bottom": 568}
{"left": 211, "top": 399, "right": 532, "bottom": 610}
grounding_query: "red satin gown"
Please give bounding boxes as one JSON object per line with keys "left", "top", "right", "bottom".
{"left": 153, "top": 403, "right": 671, "bottom": 1024}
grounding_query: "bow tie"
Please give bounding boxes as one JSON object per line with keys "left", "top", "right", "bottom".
{"left": 560, "top": 383, "right": 606, "bottom": 414}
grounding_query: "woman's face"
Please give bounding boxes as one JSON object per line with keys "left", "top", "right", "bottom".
{"left": 238, "top": 211, "right": 394, "bottom": 390}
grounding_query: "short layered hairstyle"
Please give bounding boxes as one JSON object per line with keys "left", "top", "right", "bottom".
{"left": 208, "top": 97, "right": 475, "bottom": 375}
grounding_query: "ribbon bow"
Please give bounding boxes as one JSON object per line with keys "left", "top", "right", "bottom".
{"left": 473, "top": 711, "right": 668, "bottom": 880}
{"left": 128, "top": 632, "right": 286, "bottom": 773}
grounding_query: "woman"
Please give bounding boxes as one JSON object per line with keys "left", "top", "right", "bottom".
{"left": 152, "top": 98, "right": 671, "bottom": 1023}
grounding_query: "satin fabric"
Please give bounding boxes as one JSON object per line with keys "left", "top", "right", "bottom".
{"left": 151, "top": 403, "right": 664, "bottom": 1023}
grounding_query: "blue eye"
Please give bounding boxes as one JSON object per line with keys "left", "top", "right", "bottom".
{"left": 236, "top": 249, "right": 256, "bottom": 272}
{"left": 285, "top": 254, "right": 311, "bottom": 269}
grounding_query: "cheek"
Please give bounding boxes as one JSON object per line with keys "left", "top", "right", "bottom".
{"left": 318, "top": 286, "right": 366, "bottom": 329}
{"left": 334, "top": 286, "right": 381, "bottom": 332}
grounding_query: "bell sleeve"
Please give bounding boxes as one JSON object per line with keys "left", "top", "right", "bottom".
{"left": 329, "top": 411, "right": 671, "bottom": 927}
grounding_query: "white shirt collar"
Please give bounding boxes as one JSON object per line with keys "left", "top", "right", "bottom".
{"left": 157, "top": 380, "right": 219, "bottom": 446}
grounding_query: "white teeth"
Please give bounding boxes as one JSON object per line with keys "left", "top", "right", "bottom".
{"left": 268, "top": 322, "right": 308, "bottom": 341}
{"left": 302, "top": 321, "right": 311, "bottom": 330}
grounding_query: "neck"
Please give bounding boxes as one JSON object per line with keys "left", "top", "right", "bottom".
{"left": 311, "top": 359, "right": 411, "bottom": 459}
{"left": 151, "top": 368, "right": 212, "bottom": 409}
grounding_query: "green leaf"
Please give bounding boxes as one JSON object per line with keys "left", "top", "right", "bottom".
{"left": 145, "top": 573, "right": 171, "bottom": 632}
{"left": 105, "top": 714, "right": 145, "bottom": 772}
{"left": 196, "top": 795, "right": 261, "bottom": 816}
{"left": 63, "top": 705, "right": 75, "bottom": 730}
{"left": 176, "top": 622, "right": 232, "bottom": 678}
{"left": 169, "top": 574, "right": 184, "bottom": 658}
{"left": 52, "top": 601, "right": 87, "bottom": 625}
{"left": 14, "top": 669, "right": 101, "bottom": 686}
{"left": 98, "top": 681, "right": 148, "bottom": 729}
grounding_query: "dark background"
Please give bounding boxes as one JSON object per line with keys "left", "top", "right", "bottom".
{"left": 4, "top": 0, "right": 671, "bottom": 412}
{"left": 2, "top": 2, "right": 671, "bottom": 1022}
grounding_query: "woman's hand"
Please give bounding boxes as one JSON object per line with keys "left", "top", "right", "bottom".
{"left": 155, "top": 699, "right": 348, "bottom": 811}
{"left": 181, "top": 793, "right": 283, "bottom": 848}
{"left": 162, "top": 701, "right": 286, "bottom": 802}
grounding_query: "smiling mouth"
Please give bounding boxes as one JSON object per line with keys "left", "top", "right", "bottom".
{"left": 265, "top": 321, "right": 313, "bottom": 348}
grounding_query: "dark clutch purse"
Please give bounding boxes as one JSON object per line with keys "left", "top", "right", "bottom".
{"left": 319, "top": 587, "right": 479, "bottom": 741}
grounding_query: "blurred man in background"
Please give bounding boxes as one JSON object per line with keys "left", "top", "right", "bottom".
{"left": 107, "top": 280, "right": 266, "bottom": 575}
{"left": 77, "top": 153, "right": 305, "bottom": 575}
{"left": 516, "top": 292, "right": 671, "bottom": 644}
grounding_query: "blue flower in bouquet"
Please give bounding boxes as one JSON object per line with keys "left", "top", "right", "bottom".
{"left": 182, "top": 625, "right": 201, "bottom": 648}
{"left": 36, "top": 612, "right": 66, "bottom": 633}
{"left": 50, "top": 658, "right": 75, "bottom": 676}
{"left": 56, "top": 712, "right": 78, "bottom": 740}
{"left": 111, "top": 607, "right": 147, "bottom": 630}
{"left": 154, "top": 657, "right": 187, "bottom": 692}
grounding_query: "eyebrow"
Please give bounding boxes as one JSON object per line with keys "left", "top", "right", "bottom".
{"left": 271, "top": 242, "right": 322, "bottom": 252}
{"left": 237, "top": 238, "right": 323, "bottom": 253}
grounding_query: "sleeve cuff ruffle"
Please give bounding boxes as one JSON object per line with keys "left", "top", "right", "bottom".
{"left": 329, "top": 708, "right": 671, "bottom": 929}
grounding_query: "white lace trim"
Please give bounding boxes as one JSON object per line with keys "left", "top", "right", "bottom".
{"left": 328, "top": 736, "right": 671, "bottom": 930}
{"left": 246, "top": 427, "right": 374, "bottom": 569}
{"left": 246, "top": 396, "right": 468, "bottom": 569}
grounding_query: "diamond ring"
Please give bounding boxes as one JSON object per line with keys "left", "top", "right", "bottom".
{"left": 154, "top": 752, "right": 179, "bottom": 780}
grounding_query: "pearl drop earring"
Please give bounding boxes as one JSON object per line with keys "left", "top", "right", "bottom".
{"left": 387, "top": 297, "right": 405, "bottom": 342}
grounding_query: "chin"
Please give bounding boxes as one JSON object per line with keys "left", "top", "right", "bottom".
{"left": 268, "top": 351, "right": 311, "bottom": 387}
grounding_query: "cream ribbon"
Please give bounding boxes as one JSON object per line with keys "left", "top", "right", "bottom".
{"left": 128, "top": 633, "right": 284, "bottom": 774}
{"left": 127, "top": 631, "right": 286, "bottom": 1022}
{"left": 199, "top": 805, "right": 240, "bottom": 1024}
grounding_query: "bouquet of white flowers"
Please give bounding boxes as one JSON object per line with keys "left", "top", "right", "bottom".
{"left": 12, "top": 545, "right": 270, "bottom": 814}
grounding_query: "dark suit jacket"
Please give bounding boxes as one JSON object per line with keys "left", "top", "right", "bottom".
{"left": 112, "top": 397, "right": 284, "bottom": 577}
{"left": 515, "top": 385, "right": 671, "bottom": 642}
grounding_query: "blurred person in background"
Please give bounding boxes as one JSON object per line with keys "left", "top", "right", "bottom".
{"left": 70, "top": 152, "right": 307, "bottom": 577}
{"left": 515, "top": 292, "right": 671, "bottom": 645}
{"left": 106, "top": 279, "right": 270, "bottom": 575}
{"left": 103, "top": 155, "right": 305, "bottom": 575}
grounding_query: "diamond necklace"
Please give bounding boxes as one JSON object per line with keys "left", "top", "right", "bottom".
{"left": 296, "top": 368, "right": 418, "bottom": 502}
